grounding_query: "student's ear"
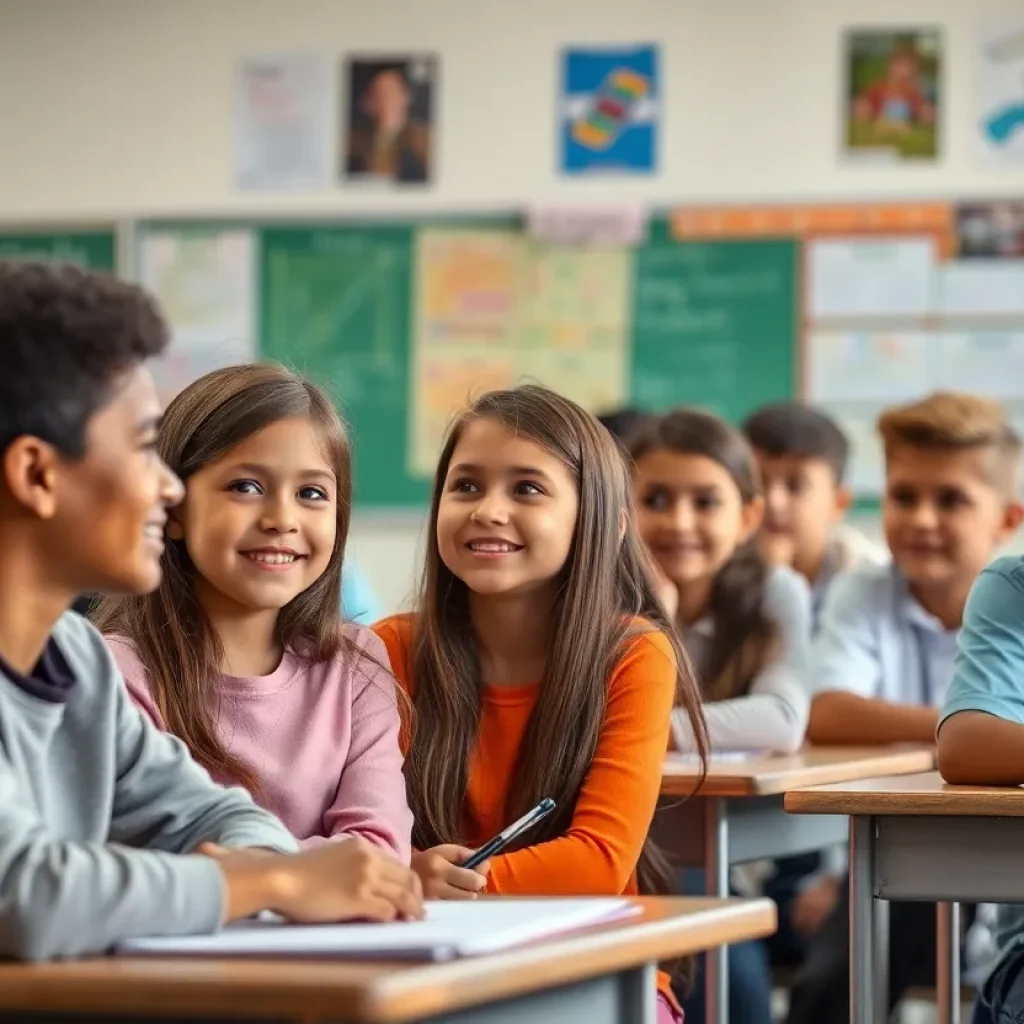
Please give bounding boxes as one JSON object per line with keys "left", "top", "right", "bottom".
{"left": 740, "top": 495, "right": 765, "bottom": 544}
{"left": 998, "top": 499, "right": 1024, "bottom": 542}
{"left": 1, "top": 436, "right": 61, "bottom": 520}
{"left": 834, "top": 486, "right": 853, "bottom": 520}
{"left": 166, "top": 507, "right": 185, "bottom": 541}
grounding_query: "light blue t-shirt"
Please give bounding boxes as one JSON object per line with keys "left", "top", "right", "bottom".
{"left": 341, "top": 565, "right": 381, "bottom": 625}
{"left": 940, "top": 556, "right": 1024, "bottom": 955}
{"left": 811, "top": 563, "right": 959, "bottom": 708}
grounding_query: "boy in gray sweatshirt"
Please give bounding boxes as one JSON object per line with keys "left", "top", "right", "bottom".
{"left": 0, "top": 261, "right": 422, "bottom": 962}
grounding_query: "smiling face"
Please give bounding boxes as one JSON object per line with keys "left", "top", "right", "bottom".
{"left": 435, "top": 417, "right": 579, "bottom": 600}
{"left": 171, "top": 416, "right": 337, "bottom": 619}
{"left": 883, "top": 444, "right": 1016, "bottom": 589}
{"left": 633, "top": 449, "right": 762, "bottom": 589}
{"left": 754, "top": 451, "right": 848, "bottom": 576}
{"left": 43, "top": 364, "right": 184, "bottom": 595}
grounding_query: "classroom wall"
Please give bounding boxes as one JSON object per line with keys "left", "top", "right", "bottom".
{"left": 1, "top": 0, "right": 1021, "bottom": 613}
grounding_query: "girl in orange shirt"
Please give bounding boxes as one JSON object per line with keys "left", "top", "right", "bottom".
{"left": 374, "top": 384, "right": 708, "bottom": 1023}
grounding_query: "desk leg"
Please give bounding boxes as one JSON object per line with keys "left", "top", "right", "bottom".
{"left": 936, "top": 901, "right": 961, "bottom": 1024}
{"left": 850, "top": 816, "right": 879, "bottom": 1024}
{"left": 704, "top": 798, "right": 729, "bottom": 1024}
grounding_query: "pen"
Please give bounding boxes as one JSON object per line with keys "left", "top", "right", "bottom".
{"left": 462, "top": 798, "right": 557, "bottom": 870}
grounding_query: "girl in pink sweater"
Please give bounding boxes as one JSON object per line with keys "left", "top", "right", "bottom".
{"left": 93, "top": 364, "right": 412, "bottom": 860}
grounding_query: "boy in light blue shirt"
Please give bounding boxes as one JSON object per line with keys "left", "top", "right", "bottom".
{"left": 939, "top": 558, "right": 1024, "bottom": 1023}
{"left": 787, "top": 392, "right": 1023, "bottom": 1024}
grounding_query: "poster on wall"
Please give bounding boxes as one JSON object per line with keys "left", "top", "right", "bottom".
{"left": 976, "top": 18, "right": 1024, "bottom": 166}
{"left": 841, "top": 28, "right": 941, "bottom": 161}
{"left": 138, "top": 228, "right": 257, "bottom": 405}
{"left": 956, "top": 201, "right": 1024, "bottom": 259}
{"left": 559, "top": 45, "right": 659, "bottom": 174}
{"left": 235, "top": 53, "right": 332, "bottom": 190}
{"left": 342, "top": 55, "right": 436, "bottom": 185}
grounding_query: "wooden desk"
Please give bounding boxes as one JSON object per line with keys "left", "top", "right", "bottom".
{"left": 657, "top": 744, "right": 935, "bottom": 1024}
{"left": 785, "top": 770, "right": 1024, "bottom": 1024}
{"left": 0, "top": 897, "right": 776, "bottom": 1023}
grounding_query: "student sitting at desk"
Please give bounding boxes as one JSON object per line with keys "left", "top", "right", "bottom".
{"left": 741, "top": 402, "right": 888, "bottom": 967}
{"left": 627, "top": 408, "right": 812, "bottom": 1024}
{"left": 0, "top": 262, "right": 421, "bottom": 960}
{"left": 94, "top": 364, "right": 412, "bottom": 857}
{"left": 787, "top": 392, "right": 1022, "bottom": 1024}
{"left": 937, "top": 556, "right": 1024, "bottom": 1023}
{"left": 374, "top": 385, "right": 709, "bottom": 1024}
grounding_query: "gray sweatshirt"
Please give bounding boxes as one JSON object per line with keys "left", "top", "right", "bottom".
{"left": 0, "top": 611, "right": 297, "bottom": 961}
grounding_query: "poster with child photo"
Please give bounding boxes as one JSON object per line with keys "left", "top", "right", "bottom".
{"left": 842, "top": 28, "right": 941, "bottom": 161}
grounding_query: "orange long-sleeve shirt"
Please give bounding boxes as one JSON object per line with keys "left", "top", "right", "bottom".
{"left": 373, "top": 614, "right": 675, "bottom": 894}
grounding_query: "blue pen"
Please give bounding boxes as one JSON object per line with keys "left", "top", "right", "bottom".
{"left": 462, "top": 798, "right": 557, "bottom": 870}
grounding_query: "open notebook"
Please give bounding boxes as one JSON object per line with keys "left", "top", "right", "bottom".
{"left": 117, "top": 898, "right": 639, "bottom": 961}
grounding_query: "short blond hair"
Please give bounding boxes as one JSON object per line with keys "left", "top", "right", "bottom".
{"left": 878, "top": 391, "right": 1022, "bottom": 493}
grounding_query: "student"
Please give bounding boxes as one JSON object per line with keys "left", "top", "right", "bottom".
{"left": 786, "top": 391, "right": 1021, "bottom": 1024}
{"left": 741, "top": 401, "right": 888, "bottom": 630}
{"left": 626, "top": 409, "right": 812, "bottom": 755}
{"left": 373, "top": 384, "right": 709, "bottom": 1024}
{"left": 741, "top": 401, "right": 888, "bottom": 966}
{"left": 93, "top": 364, "right": 412, "bottom": 858}
{"left": 938, "top": 558, "right": 1024, "bottom": 1024}
{"left": 626, "top": 408, "right": 811, "bottom": 1024}
{"left": 0, "top": 262, "right": 421, "bottom": 960}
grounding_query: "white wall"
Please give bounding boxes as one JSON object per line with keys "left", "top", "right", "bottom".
{"left": 1, "top": 0, "right": 1019, "bottom": 613}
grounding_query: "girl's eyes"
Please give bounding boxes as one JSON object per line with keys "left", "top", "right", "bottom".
{"left": 229, "top": 479, "right": 263, "bottom": 496}
{"left": 227, "top": 480, "right": 329, "bottom": 502}
{"left": 449, "top": 478, "right": 544, "bottom": 497}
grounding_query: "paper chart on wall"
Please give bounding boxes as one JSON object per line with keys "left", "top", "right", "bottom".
{"left": 976, "top": 18, "right": 1024, "bottom": 167}
{"left": 139, "top": 228, "right": 257, "bottom": 404}
{"left": 409, "top": 229, "right": 631, "bottom": 475}
{"left": 806, "top": 237, "right": 936, "bottom": 319}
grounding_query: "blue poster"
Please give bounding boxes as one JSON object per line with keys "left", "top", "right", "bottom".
{"left": 560, "top": 45, "right": 659, "bottom": 174}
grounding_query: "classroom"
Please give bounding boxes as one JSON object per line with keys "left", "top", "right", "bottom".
{"left": 0, "top": 0, "right": 1023, "bottom": 1022}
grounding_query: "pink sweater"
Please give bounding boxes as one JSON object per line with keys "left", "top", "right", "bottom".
{"left": 106, "top": 625, "right": 412, "bottom": 863}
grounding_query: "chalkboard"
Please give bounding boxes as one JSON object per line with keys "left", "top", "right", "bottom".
{"left": 0, "top": 229, "right": 116, "bottom": 271}
{"left": 631, "top": 220, "right": 798, "bottom": 421}
{"left": 260, "top": 226, "right": 429, "bottom": 508}
{"left": 258, "top": 217, "right": 801, "bottom": 509}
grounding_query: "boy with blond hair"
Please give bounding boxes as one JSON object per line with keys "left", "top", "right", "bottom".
{"left": 787, "top": 391, "right": 1022, "bottom": 1024}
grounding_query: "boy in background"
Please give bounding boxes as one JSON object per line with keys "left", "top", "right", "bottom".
{"left": 786, "top": 391, "right": 1022, "bottom": 1024}
{"left": 0, "top": 261, "right": 420, "bottom": 960}
{"left": 742, "top": 402, "right": 889, "bottom": 964}
{"left": 741, "top": 401, "right": 888, "bottom": 631}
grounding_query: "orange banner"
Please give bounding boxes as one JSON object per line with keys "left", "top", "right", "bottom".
{"left": 670, "top": 202, "right": 953, "bottom": 240}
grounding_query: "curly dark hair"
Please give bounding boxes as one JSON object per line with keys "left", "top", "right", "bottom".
{"left": 0, "top": 260, "right": 169, "bottom": 458}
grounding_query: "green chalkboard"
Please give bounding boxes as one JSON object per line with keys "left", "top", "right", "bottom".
{"left": 257, "top": 217, "right": 801, "bottom": 509}
{"left": 631, "top": 220, "right": 799, "bottom": 423}
{"left": 0, "top": 229, "right": 116, "bottom": 271}
{"left": 259, "top": 225, "right": 428, "bottom": 508}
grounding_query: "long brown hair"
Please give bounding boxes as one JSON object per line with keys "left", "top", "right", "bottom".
{"left": 92, "top": 363, "right": 351, "bottom": 793}
{"left": 406, "top": 384, "right": 708, "bottom": 898}
{"left": 628, "top": 408, "right": 778, "bottom": 701}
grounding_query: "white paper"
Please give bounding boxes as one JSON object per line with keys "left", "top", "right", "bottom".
{"left": 667, "top": 750, "right": 766, "bottom": 765}
{"left": 118, "top": 899, "right": 636, "bottom": 960}
{"left": 936, "top": 261, "right": 1024, "bottom": 317}
{"left": 526, "top": 204, "right": 648, "bottom": 246}
{"left": 806, "top": 330, "right": 934, "bottom": 404}
{"left": 807, "top": 237, "right": 936, "bottom": 318}
{"left": 935, "top": 330, "right": 1024, "bottom": 399}
{"left": 976, "top": 18, "right": 1024, "bottom": 167}
{"left": 235, "top": 53, "right": 332, "bottom": 191}
{"left": 139, "top": 227, "right": 257, "bottom": 403}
